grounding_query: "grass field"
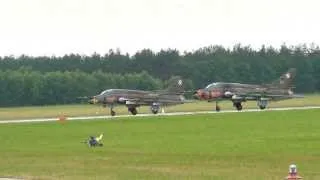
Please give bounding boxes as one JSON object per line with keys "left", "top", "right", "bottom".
{"left": 0, "top": 109, "right": 320, "bottom": 179}
{"left": 0, "top": 94, "right": 319, "bottom": 120}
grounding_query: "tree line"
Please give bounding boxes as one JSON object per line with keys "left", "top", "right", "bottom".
{"left": 0, "top": 69, "right": 167, "bottom": 106}
{"left": 0, "top": 44, "right": 319, "bottom": 107}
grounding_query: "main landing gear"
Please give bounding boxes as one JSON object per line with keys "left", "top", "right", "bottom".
{"left": 214, "top": 100, "right": 267, "bottom": 112}
{"left": 257, "top": 100, "right": 268, "bottom": 110}
{"left": 109, "top": 106, "right": 138, "bottom": 116}
{"left": 215, "top": 101, "right": 243, "bottom": 111}
{"left": 150, "top": 104, "right": 160, "bottom": 114}
{"left": 107, "top": 104, "right": 138, "bottom": 116}
{"left": 110, "top": 107, "right": 138, "bottom": 116}
{"left": 233, "top": 102, "right": 243, "bottom": 111}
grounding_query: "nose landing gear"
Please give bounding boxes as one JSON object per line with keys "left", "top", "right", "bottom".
{"left": 215, "top": 101, "right": 221, "bottom": 112}
{"left": 128, "top": 107, "right": 138, "bottom": 115}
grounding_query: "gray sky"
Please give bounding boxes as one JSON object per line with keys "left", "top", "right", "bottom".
{"left": 0, "top": 0, "right": 319, "bottom": 56}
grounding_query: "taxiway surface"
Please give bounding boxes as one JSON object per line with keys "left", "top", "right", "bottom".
{"left": 1, "top": 106, "right": 320, "bottom": 124}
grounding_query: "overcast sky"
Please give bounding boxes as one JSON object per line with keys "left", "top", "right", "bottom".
{"left": 0, "top": 0, "right": 319, "bottom": 56}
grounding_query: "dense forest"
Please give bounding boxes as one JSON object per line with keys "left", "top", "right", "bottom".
{"left": 0, "top": 44, "right": 319, "bottom": 107}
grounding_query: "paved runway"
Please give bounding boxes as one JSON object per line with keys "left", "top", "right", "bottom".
{"left": 1, "top": 106, "right": 320, "bottom": 124}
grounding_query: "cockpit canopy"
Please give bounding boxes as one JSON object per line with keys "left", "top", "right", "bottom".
{"left": 99, "top": 89, "right": 133, "bottom": 95}
{"left": 99, "top": 89, "right": 113, "bottom": 95}
{"left": 204, "top": 82, "right": 242, "bottom": 90}
{"left": 204, "top": 82, "right": 224, "bottom": 90}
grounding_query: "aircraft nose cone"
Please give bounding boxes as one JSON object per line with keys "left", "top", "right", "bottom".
{"left": 193, "top": 91, "right": 200, "bottom": 99}
{"left": 88, "top": 96, "right": 98, "bottom": 104}
{"left": 193, "top": 89, "right": 207, "bottom": 99}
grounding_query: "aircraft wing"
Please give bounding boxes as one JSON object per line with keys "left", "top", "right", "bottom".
{"left": 234, "top": 92, "right": 304, "bottom": 100}
{"left": 118, "top": 96, "right": 166, "bottom": 105}
{"left": 117, "top": 93, "right": 194, "bottom": 106}
{"left": 117, "top": 97, "right": 141, "bottom": 104}
{"left": 153, "top": 90, "right": 194, "bottom": 95}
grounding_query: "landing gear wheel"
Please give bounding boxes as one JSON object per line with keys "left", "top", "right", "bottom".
{"left": 234, "top": 102, "right": 243, "bottom": 111}
{"left": 151, "top": 105, "right": 160, "bottom": 114}
{"left": 257, "top": 100, "right": 268, "bottom": 110}
{"left": 259, "top": 105, "right": 266, "bottom": 110}
{"left": 111, "top": 110, "right": 116, "bottom": 116}
{"left": 128, "top": 107, "right": 138, "bottom": 115}
{"left": 151, "top": 109, "right": 159, "bottom": 114}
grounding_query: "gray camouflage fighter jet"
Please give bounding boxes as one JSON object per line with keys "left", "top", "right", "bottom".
{"left": 193, "top": 68, "right": 303, "bottom": 111}
{"left": 88, "top": 76, "right": 187, "bottom": 116}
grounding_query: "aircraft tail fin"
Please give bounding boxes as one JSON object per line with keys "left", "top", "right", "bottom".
{"left": 269, "top": 68, "right": 296, "bottom": 89}
{"left": 164, "top": 76, "right": 185, "bottom": 94}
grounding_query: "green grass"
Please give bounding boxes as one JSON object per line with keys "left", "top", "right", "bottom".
{"left": 0, "top": 94, "right": 320, "bottom": 120}
{"left": 0, "top": 109, "right": 320, "bottom": 179}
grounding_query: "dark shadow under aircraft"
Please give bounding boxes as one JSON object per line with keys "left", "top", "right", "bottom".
{"left": 193, "top": 68, "right": 303, "bottom": 111}
{"left": 88, "top": 76, "right": 188, "bottom": 116}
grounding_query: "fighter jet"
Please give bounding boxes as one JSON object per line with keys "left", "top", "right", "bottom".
{"left": 193, "top": 68, "right": 303, "bottom": 111}
{"left": 88, "top": 76, "right": 187, "bottom": 116}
